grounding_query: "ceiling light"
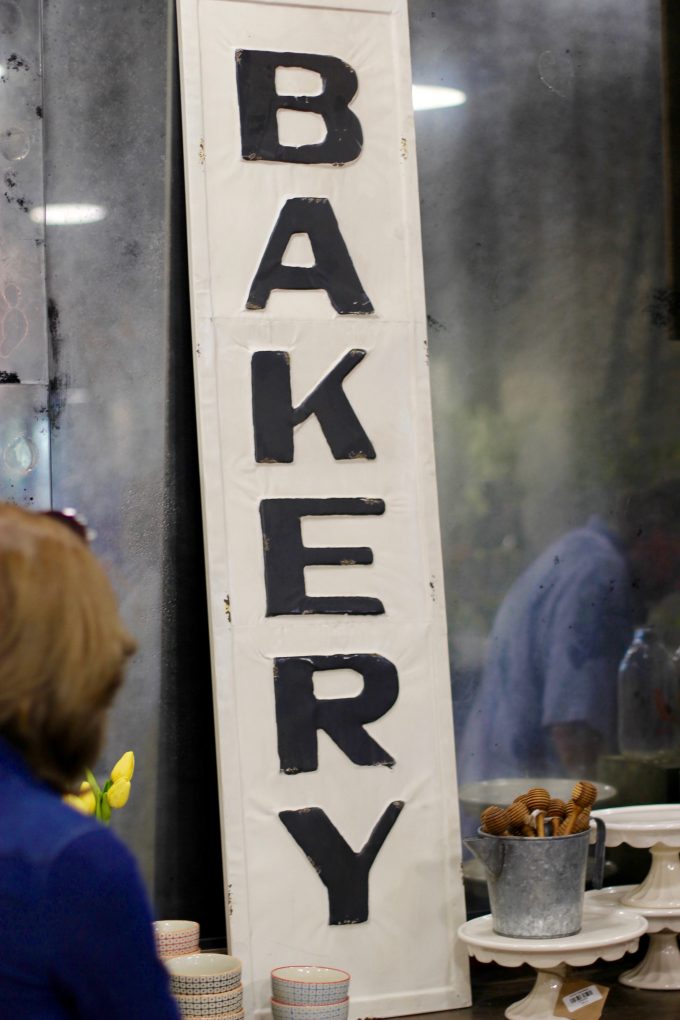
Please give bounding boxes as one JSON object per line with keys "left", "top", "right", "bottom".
{"left": 29, "top": 203, "right": 107, "bottom": 225}
{"left": 412, "top": 85, "right": 466, "bottom": 111}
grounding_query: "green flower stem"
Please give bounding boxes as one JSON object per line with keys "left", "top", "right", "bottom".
{"left": 84, "top": 768, "right": 108, "bottom": 824}
{"left": 84, "top": 768, "right": 101, "bottom": 797}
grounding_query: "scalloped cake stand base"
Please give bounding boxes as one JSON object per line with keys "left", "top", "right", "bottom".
{"left": 458, "top": 907, "right": 646, "bottom": 1020}
{"left": 587, "top": 885, "right": 680, "bottom": 990}
{"left": 590, "top": 804, "right": 680, "bottom": 989}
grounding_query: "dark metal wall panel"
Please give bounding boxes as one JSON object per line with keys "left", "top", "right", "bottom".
{"left": 0, "top": 0, "right": 49, "bottom": 504}
{"left": 40, "top": 0, "right": 225, "bottom": 941}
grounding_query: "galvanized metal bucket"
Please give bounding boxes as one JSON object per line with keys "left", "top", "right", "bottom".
{"left": 464, "top": 818, "right": 606, "bottom": 938}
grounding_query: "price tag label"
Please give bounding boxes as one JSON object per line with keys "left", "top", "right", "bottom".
{"left": 554, "top": 980, "right": 609, "bottom": 1019}
{"left": 563, "top": 985, "right": 602, "bottom": 1011}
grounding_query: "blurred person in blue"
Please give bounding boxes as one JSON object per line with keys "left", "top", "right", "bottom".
{"left": 458, "top": 480, "right": 680, "bottom": 783}
{"left": 0, "top": 503, "right": 180, "bottom": 1020}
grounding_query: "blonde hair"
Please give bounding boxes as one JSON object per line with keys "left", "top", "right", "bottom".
{"left": 0, "top": 503, "right": 136, "bottom": 788}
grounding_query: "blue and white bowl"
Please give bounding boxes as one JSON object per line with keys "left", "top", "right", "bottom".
{"left": 271, "top": 967, "right": 350, "bottom": 1006}
{"left": 270, "top": 997, "right": 349, "bottom": 1020}
{"left": 154, "top": 920, "right": 200, "bottom": 960}
{"left": 173, "top": 983, "right": 243, "bottom": 1016}
{"left": 166, "top": 954, "right": 242, "bottom": 995}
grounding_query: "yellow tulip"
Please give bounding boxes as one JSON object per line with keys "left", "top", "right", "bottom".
{"left": 106, "top": 778, "right": 131, "bottom": 809}
{"left": 110, "top": 751, "right": 135, "bottom": 784}
{"left": 75, "top": 781, "right": 97, "bottom": 815}
{"left": 64, "top": 790, "right": 96, "bottom": 815}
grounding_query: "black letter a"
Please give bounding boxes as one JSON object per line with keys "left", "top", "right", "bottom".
{"left": 246, "top": 198, "right": 373, "bottom": 315}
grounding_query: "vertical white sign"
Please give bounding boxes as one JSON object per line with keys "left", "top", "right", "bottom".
{"left": 177, "top": 0, "right": 470, "bottom": 1014}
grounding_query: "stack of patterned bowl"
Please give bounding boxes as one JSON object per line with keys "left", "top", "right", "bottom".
{"left": 154, "top": 920, "right": 201, "bottom": 961}
{"left": 165, "top": 953, "right": 243, "bottom": 1020}
{"left": 271, "top": 966, "right": 350, "bottom": 1020}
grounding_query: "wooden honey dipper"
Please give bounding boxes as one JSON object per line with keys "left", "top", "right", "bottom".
{"left": 559, "top": 780, "right": 597, "bottom": 835}
{"left": 505, "top": 799, "right": 535, "bottom": 836}
{"left": 572, "top": 809, "right": 592, "bottom": 833}
{"left": 572, "top": 780, "right": 597, "bottom": 808}
{"left": 547, "top": 797, "right": 567, "bottom": 819}
{"left": 545, "top": 798, "right": 568, "bottom": 836}
{"left": 525, "top": 788, "right": 550, "bottom": 810}
{"left": 525, "top": 787, "right": 550, "bottom": 837}
{"left": 480, "top": 805, "right": 510, "bottom": 835}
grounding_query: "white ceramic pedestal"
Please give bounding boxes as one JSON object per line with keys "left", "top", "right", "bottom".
{"left": 587, "top": 885, "right": 680, "bottom": 989}
{"left": 458, "top": 907, "right": 646, "bottom": 1020}
{"left": 592, "top": 804, "right": 680, "bottom": 990}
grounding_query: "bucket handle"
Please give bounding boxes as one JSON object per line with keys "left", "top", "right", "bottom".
{"left": 589, "top": 816, "right": 606, "bottom": 890}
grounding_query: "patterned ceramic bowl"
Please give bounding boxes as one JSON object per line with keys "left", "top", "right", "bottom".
{"left": 167, "top": 954, "right": 242, "bottom": 995}
{"left": 271, "top": 997, "right": 349, "bottom": 1020}
{"left": 154, "top": 920, "right": 200, "bottom": 959}
{"left": 173, "top": 984, "right": 243, "bottom": 1017}
{"left": 271, "top": 967, "right": 350, "bottom": 1006}
{"left": 180, "top": 1012, "right": 244, "bottom": 1020}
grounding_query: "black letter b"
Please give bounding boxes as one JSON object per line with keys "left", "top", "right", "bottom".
{"left": 236, "top": 50, "right": 363, "bottom": 165}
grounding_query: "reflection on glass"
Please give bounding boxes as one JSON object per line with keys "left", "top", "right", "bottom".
{"left": 0, "top": 283, "right": 29, "bottom": 356}
{"left": 0, "top": 386, "right": 50, "bottom": 508}
{"left": 408, "top": 2, "right": 680, "bottom": 831}
{"left": 0, "top": 127, "right": 30, "bottom": 161}
{"left": 617, "top": 626, "right": 679, "bottom": 758}
{"left": 458, "top": 482, "right": 680, "bottom": 784}
{"left": 4, "top": 433, "right": 38, "bottom": 474}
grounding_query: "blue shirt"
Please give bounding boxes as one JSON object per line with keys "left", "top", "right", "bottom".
{"left": 458, "top": 517, "right": 639, "bottom": 782}
{"left": 0, "top": 738, "right": 180, "bottom": 1019}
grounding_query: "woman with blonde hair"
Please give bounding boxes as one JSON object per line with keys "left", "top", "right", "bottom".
{"left": 0, "top": 503, "right": 179, "bottom": 1019}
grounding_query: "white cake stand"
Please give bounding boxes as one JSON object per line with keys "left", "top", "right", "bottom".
{"left": 589, "top": 804, "right": 680, "bottom": 990}
{"left": 458, "top": 906, "right": 646, "bottom": 1020}
{"left": 586, "top": 885, "right": 680, "bottom": 989}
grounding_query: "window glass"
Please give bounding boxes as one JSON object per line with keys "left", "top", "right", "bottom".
{"left": 410, "top": 1, "right": 680, "bottom": 873}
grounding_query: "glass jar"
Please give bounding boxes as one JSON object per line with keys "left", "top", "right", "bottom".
{"left": 617, "top": 627, "right": 679, "bottom": 758}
